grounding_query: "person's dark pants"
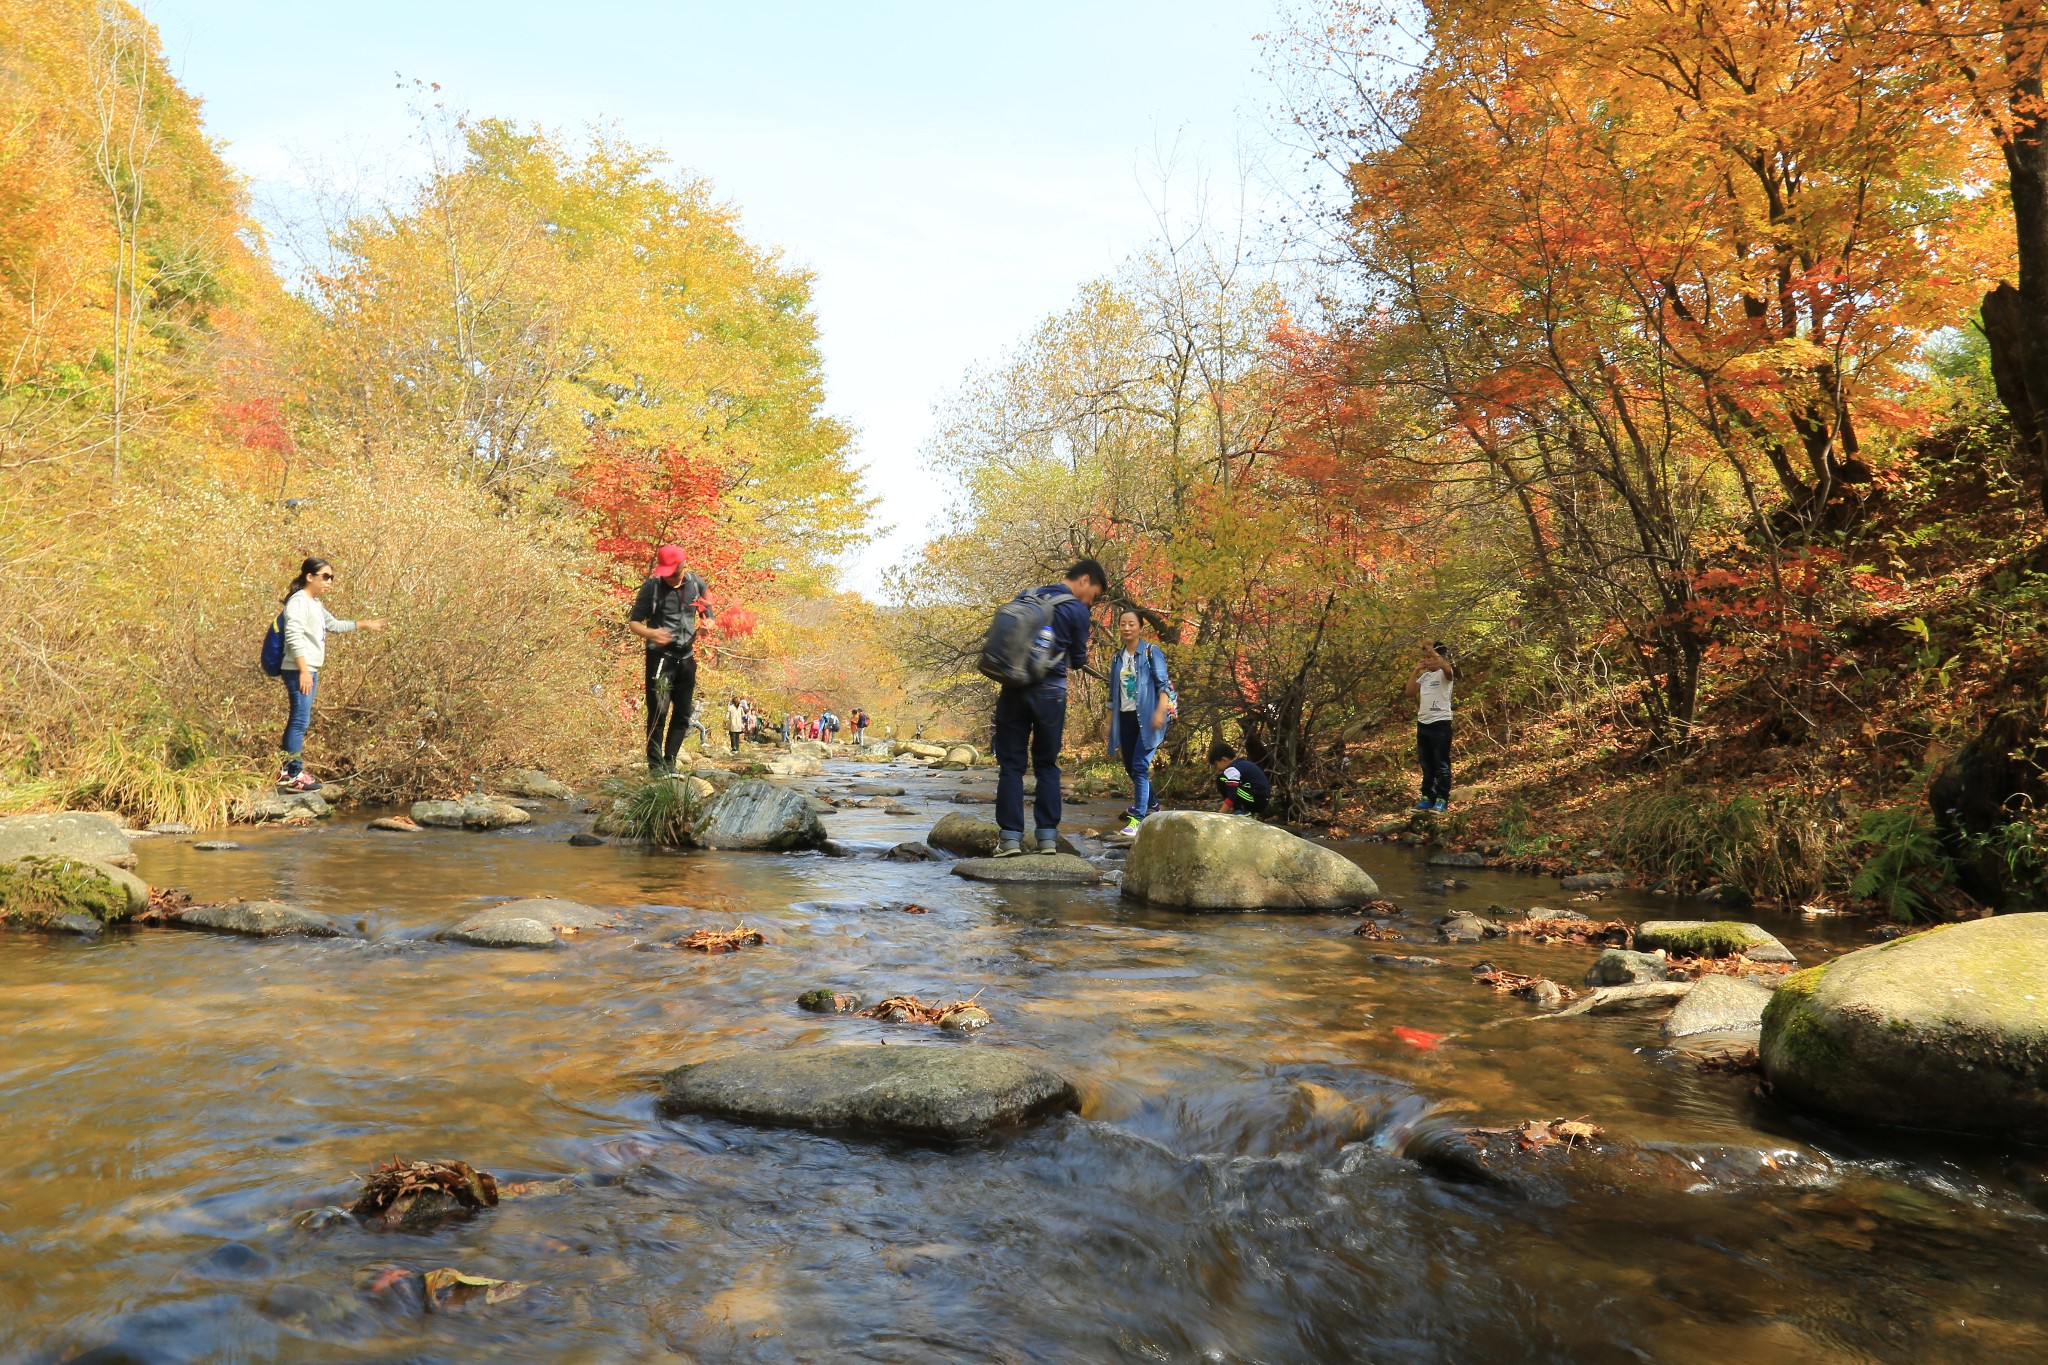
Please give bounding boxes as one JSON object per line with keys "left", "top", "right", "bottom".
{"left": 1417, "top": 720, "right": 1453, "bottom": 803}
{"left": 643, "top": 651, "right": 697, "bottom": 770}
{"left": 280, "top": 669, "right": 318, "bottom": 776}
{"left": 1116, "top": 711, "right": 1161, "bottom": 816}
{"left": 994, "top": 683, "right": 1066, "bottom": 842}
{"left": 729, "top": 731, "right": 742, "bottom": 755}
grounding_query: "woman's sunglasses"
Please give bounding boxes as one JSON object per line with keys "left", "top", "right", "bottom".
{"left": 313, "top": 571, "right": 335, "bottom": 580}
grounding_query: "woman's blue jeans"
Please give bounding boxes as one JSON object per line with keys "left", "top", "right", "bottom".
{"left": 1117, "top": 711, "right": 1161, "bottom": 816}
{"left": 281, "top": 670, "right": 318, "bottom": 775}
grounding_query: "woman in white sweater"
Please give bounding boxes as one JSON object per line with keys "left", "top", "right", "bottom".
{"left": 278, "top": 557, "right": 384, "bottom": 791}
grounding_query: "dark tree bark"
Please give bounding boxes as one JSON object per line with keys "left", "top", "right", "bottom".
{"left": 1981, "top": 35, "right": 2048, "bottom": 513}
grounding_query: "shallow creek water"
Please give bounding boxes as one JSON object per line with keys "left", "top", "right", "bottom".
{"left": 3, "top": 763, "right": 2046, "bottom": 1363}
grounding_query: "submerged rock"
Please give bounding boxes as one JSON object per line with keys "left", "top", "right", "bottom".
{"left": 1664, "top": 974, "right": 1773, "bottom": 1038}
{"left": 659, "top": 1043, "right": 1079, "bottom": 1139}
{"left": 1121, "top": 811, "right": 1379, "bottom": 911}
{"left": 1559, "top": 871, "right": 1628, "bottom": 891}
{"left": 884, "top": 841, "right": 942, "bottom": 862}
{"left": 1540, "top": 981, "right": 1694, "bottom": 1019}
{"left": 0, "top": 855, "right": 148, "bottom": 932}
{"left": 1585, "top": 948, "right": 1671, "bottom": 986}
{"left": 174, "top": 901, "right": 361, "bottom": 939}
{"left": 1759, "top": 914, "right": 2048, "bottom": 1138}
{"left": 1635, "top": 920, "right": 1795, "bottom": 963}
{"left": 691, "top": 779, "right": 827, "bottom": 851}
{"left": 567, "top": 832, "right": 605, "bottom": 847}
{"left": 0, "top": 811, "right": 135, "bottom": 868}
{"left": 366, "top": 816, "right": 422, "bottom": 833}
{"left": 1426, "top": 850, "right": 1487, "bottom": 868}
{"left": 952, "top": 853, "right": 1103, "bottom": 885}
{"left": 409, "top": 797, "right": 531, "bottom": 831}
{"left": 1437, "top": 913, "right": 1504, "bottom": 943}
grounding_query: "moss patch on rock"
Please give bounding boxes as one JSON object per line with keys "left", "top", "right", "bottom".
{"left": 1636, "top": 920, "right": 1770, "bottom": 958}
{"left": 0, "top": 856, "right": 140, "bottom": 929}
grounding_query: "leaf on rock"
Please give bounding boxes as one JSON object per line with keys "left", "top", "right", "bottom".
{"left": 678, "top": 924, "right": 765, "bottom": 953}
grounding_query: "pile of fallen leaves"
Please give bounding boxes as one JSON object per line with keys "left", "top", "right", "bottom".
{"left": 349, "top": 1158, "right": 498, "bottom": 1230}
{"left": 360, "top": 1264, "right": 529, "bottom": 1313}
{"left": 1507, "top": 918, "right": 1632, "bottom": 948}
{"left": 1514, "top": 1116, "right": 1603, "bottom": 1150}
{"left": 1472, "top": 966, "right": 1577, "bottom": 1004}
{"left": 137, "top": 887, "right": 194, "bottom": 924}
{"left": 858, "top": 992, "right": 987, "bottom": 1025}
{"left": 677, "top": 925, "right": 765, "bottom": 953}
{"left": 1664, "top": 953, "right": 1788, "bottom": 980}
{"left": 1352, "top": 921, "right": 1403, "bottom": 941}
{"left": 1357, "top": 898, "right": 1404, "bottom": 916}
{"left": 898, "top": 902, "right": 931, "bottom": 914}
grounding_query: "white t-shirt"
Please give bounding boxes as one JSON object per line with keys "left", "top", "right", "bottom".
{"left": 1417, "top": 668, "right": 1453, "bottom": 724}
{"left": 1116, "top": 650, "right": 1140, "bottom": 712}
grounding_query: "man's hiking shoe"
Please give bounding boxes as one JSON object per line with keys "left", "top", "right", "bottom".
{"left": 1412, "top": 799, "right": 1433, "bottom": 812}
{"left": 994, "top": 844, "right": 1024, "bottom": 859}
{"left": 1431, "top": 799, "right": 1448, "bottom": 814}
{"left": 1037, "top": 842, "right": 1061, "bottom": 855}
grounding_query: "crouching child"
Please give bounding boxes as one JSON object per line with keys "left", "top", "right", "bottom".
{"left": 1209, "top": 740, "right": 1270, "bottom": 817}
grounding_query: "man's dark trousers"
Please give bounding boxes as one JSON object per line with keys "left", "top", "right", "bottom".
{"left": 993, "top": 683, "right": 1065, "bottom": 838}
{"left": 644, "top": 651, "right": 697, "bottom": 769}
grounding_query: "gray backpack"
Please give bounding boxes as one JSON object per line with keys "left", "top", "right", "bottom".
{"left": 977, "top": 588, "right": 1075, "bottom": 687}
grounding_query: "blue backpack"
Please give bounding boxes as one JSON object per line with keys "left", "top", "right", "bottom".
{"left": 259, "top": 605, "right": 288, "bottom": 677}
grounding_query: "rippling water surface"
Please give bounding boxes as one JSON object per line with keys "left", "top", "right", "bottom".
{"left": 3, "top": 764, "right": 2045, "bottom": 1363}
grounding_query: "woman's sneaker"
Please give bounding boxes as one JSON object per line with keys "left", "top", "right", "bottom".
{"left": 281, "top": 771, "right": 321, "bottom": 793}
{"left": 1120, "top": 813, "right": 1143, "bottom": 836}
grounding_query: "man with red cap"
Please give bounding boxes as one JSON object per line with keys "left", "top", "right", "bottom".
{"left": 626, "top": 544, "right": 715, "bottom": 773}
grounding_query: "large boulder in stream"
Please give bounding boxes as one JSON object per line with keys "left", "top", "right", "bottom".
{"left": 493, "top": 768, "right": 576, "bottom": 801}
{"left": 659, "top": 1043, "right": 1079, "bottom": 1139}
{"left": 1759, "top": 914, "right": 2048, "bottom": 1138}
{"left": 691, "top": 779, "right": 826, "bottom": 851}
{"left": 173, "top": 901, "right": 361, "bottom": 939}
{"left": 1121, "top": 811, "right": 1378, "bottom": 910}
{"left": 0, "top": 811, "right": 136, "bottom": 868}
{"left": 0, "top": 855, "right": 148, "bottom": 933}
{"left": 410, "top": 797, "right": 531, "bottom": 831}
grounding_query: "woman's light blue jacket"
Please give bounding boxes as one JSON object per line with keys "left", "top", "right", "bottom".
{"left": 1106, "top": 640, "right": 1175, "bottom": 757}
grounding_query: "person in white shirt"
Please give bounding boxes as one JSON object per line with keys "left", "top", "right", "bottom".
{"left": 1403, "top": 640, "right": 1456, "bottom": 813}
{"left": 278, "top": 557, "right": 384, "bottom": 791}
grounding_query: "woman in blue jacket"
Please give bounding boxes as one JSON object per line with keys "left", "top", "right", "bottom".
{"left": 1106, "top": 609, "right": 1176, "bottom": 836}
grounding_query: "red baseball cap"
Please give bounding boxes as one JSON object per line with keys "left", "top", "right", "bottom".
{"left": 653, "top": 544, "right": 685, "bottom": 575}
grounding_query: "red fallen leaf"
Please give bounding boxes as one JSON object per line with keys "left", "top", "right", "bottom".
{"left": 1392, "top": 1026, "right": 1446, "bottom": 1050}
{"left": 365, "top": 1267, "right": 413, "bottom": 1294}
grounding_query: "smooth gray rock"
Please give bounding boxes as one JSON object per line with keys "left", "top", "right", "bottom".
{"left": 926, "top": 812, "right": 1074, "bottom": 858}
{"left": 1585, "top": 949, "right": 1672, "bottom": 986}
{"left": 953, "top": 854, "right": 1103, "bottom": 884}
{"left": 443, "top": 897, "right": 620, "bottom": 948}
{"left": 1664, "top": 974, "right": 1773, "bottom": 1038}
{"left": 1559, "top": 871, "right": 1629, "bottom": 891}
{"left": 233, "top": 790, "right": 331, "bottom": 823}
{"left": 1426, "top": 850, "right": 1487, "bottom": 868}
{"left": 494, "top": 769, "right": 576, "bottom": 801}
{"left": 1524, "top": 905, "right": 1594, "bottom": 925}
{"left": 846, "top": 784, "right": 906, "bottom": 797}
{"left": 1371, "top": 953, "right": 1442, "bottom": 968}
{"left": 1636, "top": 920, "right": 1795, "bottom": 963}
{"left": 0, "top": 811, "right": 134, "bottom": 867}
{"left": 147, "top": 822, "right": 194, "bottom": 835}
{"left": 1761, "top": 914, "right": 2048, "bottom": 1137}
{"left": 410, "top": 797, "right": 530, "bottom": 831}
{"left": 1540, "top": 981, "right": 1694, "bottom": 1020}
{"left": 659, "top": 1043, "right": 1079, "bottom": 1139}
{"left": 1121, "top": 811, "right": 1379, "bottom": 911}
{"left": 193, "top": 840, "right": 240, "bottom": 852}
{"left": 174, "top": 901, "right": 360, "bottom": 939}
{"left": 692, "top": 779, "right": 827, "bottom": 851}
{"left": 1438, "top": 913, "right": 1504, "bottom": 943}
{"left": 884, "top": 841, "right": 942, "bottom": 862}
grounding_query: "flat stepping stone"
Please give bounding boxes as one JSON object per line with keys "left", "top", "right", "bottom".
{"left": 367, "top": 816, "right": 422, "bottom": 833}
{"left": 952, "top": 854, "right": 1102, "bottom": 884}
{"left": 193, "top": 840, "right": 240, "bottom": 851}
{"left": 1664, "top": 974, "right": 1773, "bottom": 1038}
{"left": 147, "top": 822, "right": 194, "bottom": 835}
{"left": 1635, "top": 920, "right": 1795, "bottom": 963}
{"left": 659, "top": 1043, "right": 1079, "bottom": 1139}
{"left": 845, "top": 784, "right": 906, "bottom": 797}
{"left": 1559, "top": 871, "right": 1629, "bottom": 891}
{"left": 443, "top": 897, "right": 623, "bottom": 948}
{"left": 174, "top": 901, "right": 361, "bottom": 938}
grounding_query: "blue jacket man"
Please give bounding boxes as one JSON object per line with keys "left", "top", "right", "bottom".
{"left": 993, "top": 559, "right": 1107, "bottom": 856}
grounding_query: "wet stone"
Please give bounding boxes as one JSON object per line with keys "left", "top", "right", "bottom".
{"left": 884, "top": 841, "right": 943, "bottom": 862}
{"left": 1636, "top": 920, "right": 1795, "bottom": 963}
{"left": 1664, "top": 974, "right": 1773, "bottom": 1038}
{"left": 1426, "top": 850, "right": 1487, "bottom": 868}
{"left": 1371, "top": 953, "right": 1442, "bottom": 968}
{"left": 567, "top": 832, "right": 605, "bottom": 846}
{"left": 1560, "top": 871, "right": 1630, "bottom": 891}
{"left": 193, "top": 840, "right": 240, "bottom": 852}
{"left": 174, "top": 901, "right": 361, "bottom": 939}
{"left": 1586, "top": 949, "right": 1672, "bottom": 986}
{"left": 443, "top": 897, "right": 620, "bottom": 948}
{"left": 952, "top": 854, "right": 1103, "bottom": 885}
{"left": 660, "top": 1043, "right": 1080, "bottom": 1139}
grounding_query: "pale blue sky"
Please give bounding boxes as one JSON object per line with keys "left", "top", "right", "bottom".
{"left": 147, "top": 0, "right": 1294, "bottom": 580}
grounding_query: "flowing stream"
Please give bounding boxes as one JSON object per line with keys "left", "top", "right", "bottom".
{"left": 3, "top": 762, "right": 2045, "bottom": 1363}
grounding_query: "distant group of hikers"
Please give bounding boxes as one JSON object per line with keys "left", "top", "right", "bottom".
{"left": 260, "top": 545, "right": 1453, "bottom": 824}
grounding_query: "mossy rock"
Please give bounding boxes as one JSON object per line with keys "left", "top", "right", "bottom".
{"left": 1635, "top": 919, "right": 1794, "bottom": 962}
{"left": 0, "top": 856, "right": 148, "bottom": 933}
{"left": 1759, "top": 914, "right": 2048, "bottom": 1138}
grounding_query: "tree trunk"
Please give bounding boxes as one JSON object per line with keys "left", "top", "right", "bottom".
{"left": 1983, "top": 47, "right": 2048, "bottom": 512}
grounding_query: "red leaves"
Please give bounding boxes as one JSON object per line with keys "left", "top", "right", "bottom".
{"left": 1391, "top": 1026, "right": 1446, "bottom": 1050}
